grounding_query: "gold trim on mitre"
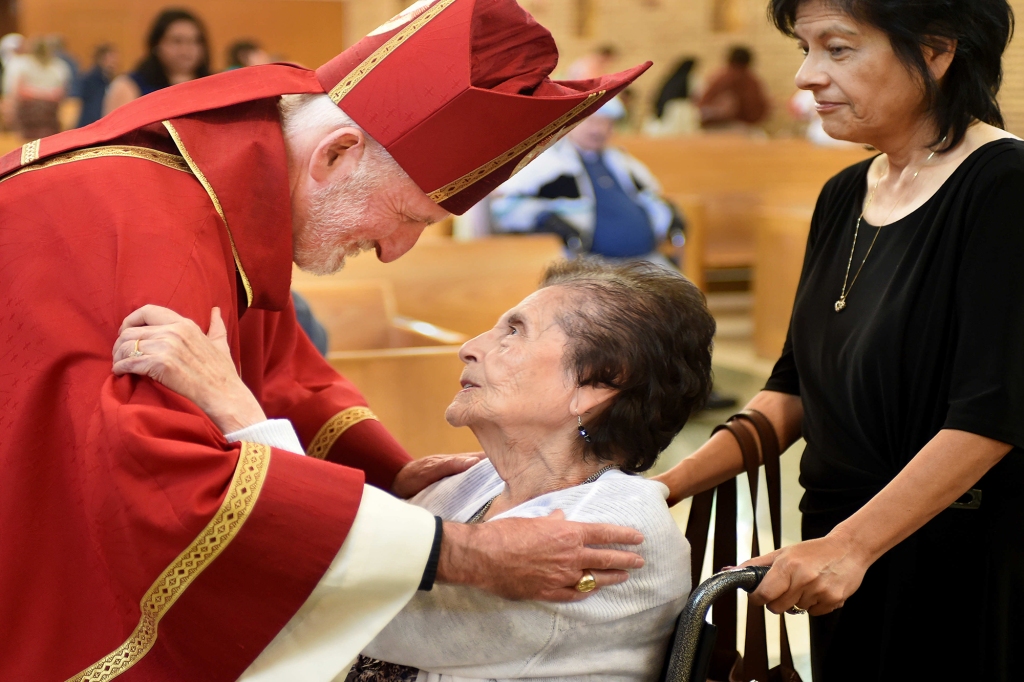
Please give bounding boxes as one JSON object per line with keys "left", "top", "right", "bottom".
{"left": 162, "top": 120, "right": 254, "bottom": 308}
{"left": 306, "top": 407, "right": 378, "bottom": 459}
{"left": 428, "top": 90, "right": 606, "bottom": 204}
{"left": 66, "top": 442, "right": 271, "bottom": 682}
{"left": 0, "top": 146, "right": 190, "bottom": 186}
{"left": 329, "top": 0, "right": 457, "bottom": 104}
{"left": 20, "top": 138, "right": 41, "bottom": 165}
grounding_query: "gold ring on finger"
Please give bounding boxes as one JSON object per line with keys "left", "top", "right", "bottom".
{"left": 786, "top": 606, "right": 807, "bottom": 615}
{"left": 129, "top": 339, "right": 144, "bottom": 358}
{"left": 575, "top": 572, "right": 597, "bottom": 593}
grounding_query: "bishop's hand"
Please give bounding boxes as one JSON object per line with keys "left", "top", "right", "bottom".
{"left": 438, "top": 509, "right": 645, "bottom": 602}
{"left": 112, "top": 305, "right": 267, "bottom": 434}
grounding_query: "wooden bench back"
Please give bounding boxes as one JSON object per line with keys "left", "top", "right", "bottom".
{"left": 295, "top": 279, "right": 397, "bottom": 351}
{"left": 293, "top": 234, "right": 565, "bottom": 337}
{"left": 615, "top": 135, "right": 872, "bottom": 275}
{"left": 753, "top": 207, "right": 814, "bottom": 358}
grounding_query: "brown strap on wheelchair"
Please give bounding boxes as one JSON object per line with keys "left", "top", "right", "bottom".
{"left": 733, "top": 409, "right": 798, "bottom": 675}
{"left": 686, "top": 413, "right": 801, "bottom": 681}
{"left": 722, "top": 419, "right": 770, "bottom": 682}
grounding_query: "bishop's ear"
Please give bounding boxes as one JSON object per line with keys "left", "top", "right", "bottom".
{"left": 308, "top": 126, "right": 366, "bottom": 185}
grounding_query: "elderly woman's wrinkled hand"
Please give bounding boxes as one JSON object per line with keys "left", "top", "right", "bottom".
{"left": 112, "top": 305, "right": 266, "bottom": 434}
{"left": 740, "top": 529, "right": 870, "bottom": 616}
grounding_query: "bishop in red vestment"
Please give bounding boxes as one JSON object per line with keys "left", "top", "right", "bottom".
{"left": 0, "top": 1, "right": 650, "bottom": 680}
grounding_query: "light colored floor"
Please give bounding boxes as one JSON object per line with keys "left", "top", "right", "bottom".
{"left": 647, "top": 292, "right": 813, "bottom": 680}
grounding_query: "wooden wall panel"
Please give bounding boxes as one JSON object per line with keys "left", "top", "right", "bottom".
{"left": 18, "top": 0, "right": 345, "bottom": 72}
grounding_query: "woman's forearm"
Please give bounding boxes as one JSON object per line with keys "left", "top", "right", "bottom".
{"left": 832, "top": 429, "right": 1012, "bottom": 566}
{"left": 656, "top": 390, "right": 803, "bottom": 505}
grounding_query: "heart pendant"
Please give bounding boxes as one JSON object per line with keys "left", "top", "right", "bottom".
{"left": 834, "top": 299, "right": 846, "bottom": 312}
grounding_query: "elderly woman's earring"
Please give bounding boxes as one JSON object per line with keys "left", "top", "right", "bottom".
{"left": 577, "top": 415, "right": 592, "bottom": 443}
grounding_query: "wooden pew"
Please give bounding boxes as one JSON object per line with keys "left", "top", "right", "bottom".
{"left": 614, "top": 134, "right": 872, "bottom": 287}
{"left": 293, "top": 234, "right": 565, "bottom": 337}
{"left": 753, "top": 207, "right": 813, "bottom": 359}
{"left": 294, "top": 280, "right": 481, "bottom": 457}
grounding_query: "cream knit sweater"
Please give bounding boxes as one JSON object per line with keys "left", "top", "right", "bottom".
{"left": 362, "top": 460, "right": 691, "bottom": 682}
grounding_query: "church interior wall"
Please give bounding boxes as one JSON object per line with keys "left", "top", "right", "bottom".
{"left": 17, "top": 0, "right": 346, "bottom": 73}
{"left": 16, "top": 0, "right": 1024, "bottom": 133}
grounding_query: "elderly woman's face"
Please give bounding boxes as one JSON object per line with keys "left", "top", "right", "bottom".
{"left": 792, "top": 0, "right": 930, "bottom": 145}
{"left": 446, "top": 287, "right": 577, "bottom": 433}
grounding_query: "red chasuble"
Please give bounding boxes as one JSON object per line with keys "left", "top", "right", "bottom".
{"left": 0, "top": 73, "right": 411, "bottom": 682}
{"left": 0, "top": 2, "right": 649, "bottom": 677}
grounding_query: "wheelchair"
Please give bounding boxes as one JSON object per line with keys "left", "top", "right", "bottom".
{"left": 660, "top": 566, "right": 770, "bottom": 682}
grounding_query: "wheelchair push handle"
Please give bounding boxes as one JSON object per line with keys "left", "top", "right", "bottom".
{"left": 661, "top": 566, "right": 771, "bottom": 682}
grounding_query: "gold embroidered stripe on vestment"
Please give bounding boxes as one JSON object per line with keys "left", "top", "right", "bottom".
{"left": 328, "top": 0, "right": 458, "bottom": 104}
{"left": 162, "top": 120, "right": 254, "bottom": 308}
{"left": 20, "top": 138, "right": 41, "bottom": 165}
{"left": 65, "top": 442, "right": 271, "bottom": 682}
{"left": 0, "top": 145, "right": 190, "bottom": 185}
{"left": 306, "top": 406, "right": 378, "bottom": 459}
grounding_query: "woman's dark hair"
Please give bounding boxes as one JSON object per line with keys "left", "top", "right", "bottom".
{"left": 541, "top": 259, "right": 716, "bottom": 474}
{"left": 728, "top": 46, "right": 754, "bottom": 67}
{"left": 227, "top": 40, "right": 260, "bottom": 69}
{"left": 134, "top": 8, "right": 211, "bottom": 89}
{"left": 769, "top": 0, "right": 1014, "bottom": 151}
{"left": 654, "top": 57, "right": 698, "bottom": 118}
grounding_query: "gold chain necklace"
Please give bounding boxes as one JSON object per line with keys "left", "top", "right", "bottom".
{"left": 834, "top": 143, "right": 942, "bottom": 313}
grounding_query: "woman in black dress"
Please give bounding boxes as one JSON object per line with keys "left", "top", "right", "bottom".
{"left": 656, "top": 0, "right": 1023, "bottom": 679}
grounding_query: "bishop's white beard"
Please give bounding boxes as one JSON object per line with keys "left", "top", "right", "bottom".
{"left": 293, "top": 163, "right": 383, "bottom": 276}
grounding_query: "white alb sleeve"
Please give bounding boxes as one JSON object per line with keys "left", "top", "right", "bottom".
{"left": 224, "top": 419, "right": 304, "bottom": 455}
{"left": 238, "top": 484, "right": 437, "bottom": 682}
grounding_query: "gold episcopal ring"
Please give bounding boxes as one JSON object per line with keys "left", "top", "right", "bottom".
{"left": 129, "top": 339, "right": 144, "bottom": 358}
{"left": 575, "top": 573, "right": 597, "bottom": 593}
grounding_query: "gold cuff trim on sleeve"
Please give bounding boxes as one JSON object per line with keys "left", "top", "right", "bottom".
{"left": 66, "top": 442, "right": 271, "bottom": 682}
{"left": 20, "top": 138, "right": 41, "bottom": 165}
{"left": 306, "top": 407, "right": 378, "bottom": 459}
{"left": 0, "top": 146, "right": 190, "bottom": 185}
{"left": 328, "top": 0, "right": 457, "bottom": 104}
{"left": 162, "top": 120, "right": 254, "bottom": 308}
{"left": 428, "top": 90, "right": 605, "bottom": 204}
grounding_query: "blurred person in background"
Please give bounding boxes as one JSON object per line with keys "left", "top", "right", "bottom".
{"left": 6, "top": 36, "right": 72, "bottom": 139}
{"left": 0, "top": 33, "right": 24, "bottom": 130}
{"left": 646, "top": 56, "right": 700, "bottom": 135}
{"left": 566, "top": 43, "right": 618, "bottom": 80}
{"left": 654, "top": 57, "right": 698, "bottom": 119}
{"left": 51, "top": 34, "right": 80, "bottom": 84}
{"left": 697, "top": 45, "right": 770, "bottom": 129}
{"left": 104, "top": 8, "right": 210, "bottom": 114}
{"left": 72, "top": 43, "right": 119, "bottom": 128}
{"left": 491, "top": 97, "right": 685, "bottom": 267}
{"left": 226, "top": 39, "right": 273, "bottom": 70}
{"left": 491, "top": 97, "right": 738, "bottom": 411}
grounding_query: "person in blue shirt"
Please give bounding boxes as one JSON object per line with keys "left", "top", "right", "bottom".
{"left": 490, "top": 97, "right": 685, "bottom": 265}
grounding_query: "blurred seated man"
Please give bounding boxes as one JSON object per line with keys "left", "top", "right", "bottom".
{"left": 697, "top": 45, "right": 770, "bottom": 130}
{"left": 490, "top": 97, "right": 685, "bottom": 266}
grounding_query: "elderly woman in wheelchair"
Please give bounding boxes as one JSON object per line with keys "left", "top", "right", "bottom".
{"left": 115, "top": 258, "right": 716, "bottom": 681}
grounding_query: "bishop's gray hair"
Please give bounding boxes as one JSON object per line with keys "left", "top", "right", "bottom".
{"left": 277, "top": 93, "right": 405, "bottom": 180}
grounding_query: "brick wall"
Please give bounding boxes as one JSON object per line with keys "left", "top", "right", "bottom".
{"left": 345, "top": 0, "right": 1024, "bottom": 136}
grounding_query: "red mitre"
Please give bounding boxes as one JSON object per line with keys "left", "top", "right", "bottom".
{"left": 315, "top": 0, "right": 650, "bottom": 214}
{"left": 0, "top": 0, "right": 648, "bottom": 216}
